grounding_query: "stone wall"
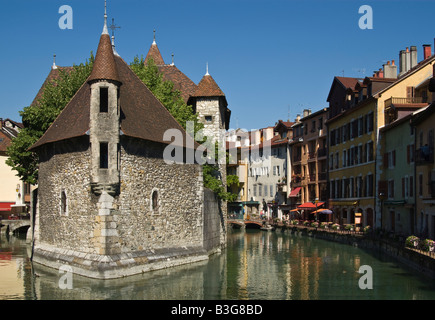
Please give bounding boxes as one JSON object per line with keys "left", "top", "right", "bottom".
{"left": 203, "top": 188, "right": 223, "bottom": 254}
{"left": 35, "top": 137, "right": 96, "bottom": 253}
{"left": 32, "top": 136, "right": 224, "bottom": 279}
{"left": 114, "top": 137, "right": 204, "bottom": 253}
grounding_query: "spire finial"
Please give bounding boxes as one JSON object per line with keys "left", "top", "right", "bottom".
{"left": 171, "top": 53, "right": 174, "bottom": 66}
{"left": 102, "top": 0, "right": 109, "bottom": 35}
{"left": 52, "top": 54, "right": 58, "bottom": 70}
{"left": 205, "top": 62, "right": 209, "bottom": 76}
{"left": 153, "top": 29, "right": 156, "bottom": 45}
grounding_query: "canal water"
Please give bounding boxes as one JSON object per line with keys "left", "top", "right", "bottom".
{"left": 1, "top": 228, "right": 435, "bottom": 300}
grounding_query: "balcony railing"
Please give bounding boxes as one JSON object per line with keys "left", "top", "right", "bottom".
{"left": 384, "top": 97, "right": 426, "bottom": 109}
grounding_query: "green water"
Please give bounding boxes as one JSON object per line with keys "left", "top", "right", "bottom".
{"left": 1, "top": 228, "right": 435, "bottom": 300}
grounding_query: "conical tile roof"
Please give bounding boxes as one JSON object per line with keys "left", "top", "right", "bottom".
{"left": 145, "top": 43, "right": 165, "bottom": 66}
{"left": 88, "top": 33, "right": 121, "bottom": 83}
{"left": 193, "top": 74, "right": 225, "bottom": 97}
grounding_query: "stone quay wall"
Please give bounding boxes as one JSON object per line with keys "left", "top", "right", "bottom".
{"left": 283, "top": 226, "right": 435, "bottom": 279}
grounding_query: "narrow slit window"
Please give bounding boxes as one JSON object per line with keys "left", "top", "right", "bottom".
{"left": 152, "top": 190, "right": 159, "bottom": 212}
{"left": 61, "top": 191, "right": 67, "bottom": 215}
{"left": 100, "top": 87, "right": 109, "bottom": 113}
{"left": 100, "top": 142, "right": 109, "bottom": 169}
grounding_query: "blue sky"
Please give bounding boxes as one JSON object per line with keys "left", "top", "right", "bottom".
{"left": 1, "top": 0, "right": 435, "bottom": 130}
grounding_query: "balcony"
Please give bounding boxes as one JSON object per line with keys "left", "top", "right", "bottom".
{"left": 384, "top": 97, "right": 426, "bottom": 109}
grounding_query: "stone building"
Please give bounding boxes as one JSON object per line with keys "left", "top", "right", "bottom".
{"left": 29, "top": 9, "right": 225, "bottom": 279}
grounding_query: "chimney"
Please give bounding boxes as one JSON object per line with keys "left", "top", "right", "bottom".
{"left": 410, "top": 46, "right": 417, "bottom": 69}
{"left": 383, "top": 60, "right": 397, "bottom": 79}
{"left": 399, "top": 49, "right": 406, "bottom": 75}
{"left": 303, "top": 109, "right": 309, "bottom": 118}
{"left": 296, "top": 114, "right": 301, "bottom": 122}
{"left": 405, "top": 47, "right": 411, "bottom": 73}
{"left": 424, "top": 44, "right": 431, "bottom": 60}
{"left": 378, "top": 68, "right": 384, "bottom": 78}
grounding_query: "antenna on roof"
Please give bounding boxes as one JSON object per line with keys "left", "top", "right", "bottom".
{"left": 205, "top": 62, "right": 209, "bottom": 76}
{"left": 52, "top": 54, "right": 58, "bottom": 70}
{"left": 102, "top": 0, "right": 109, "bottom": 35}
{"left": 153, "top": 29, "right": 156, "bottom": 45}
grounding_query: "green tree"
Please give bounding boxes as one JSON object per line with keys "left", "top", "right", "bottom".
{"left": 6, "top": 54, "right": 94, "bottom": 184}
{"left": 130, "top": 56, "right": 202, "bottom": 132}
{"left": 130, "top": 57, "right": 237, "bottom": 201}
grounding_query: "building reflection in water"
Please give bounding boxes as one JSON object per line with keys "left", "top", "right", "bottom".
{"left": 3, "top": 228, "right": 435, "bottom": 300}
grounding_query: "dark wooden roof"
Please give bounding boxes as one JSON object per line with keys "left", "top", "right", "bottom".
{"left": 157, "top": 65, "right": 197, "bottom": 103}
{"left": 31, "top": 66, "right": 74, "bottom": 107}
{"left": 30, "top": 50, "right": 198, "bottom": 150}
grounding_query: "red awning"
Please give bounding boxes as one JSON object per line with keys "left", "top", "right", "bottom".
{"left": 297, "top": 202, "right": 325, "bottom": 209}
{"left": 288, "top": 187, "right": 301, "bottom": 197}
{"left": 0, "top": 202, "right": 14, "bottom": 212}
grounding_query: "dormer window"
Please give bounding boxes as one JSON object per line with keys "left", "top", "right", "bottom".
{"left": 100, "top": 87, "right": 109, "bottom": 113}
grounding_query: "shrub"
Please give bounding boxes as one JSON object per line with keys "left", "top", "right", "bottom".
{"left": 405, "top": 235, "right": 420, "bottom": 248}
{"left": 421, "top": 239, "right": 435, "bottom": 252}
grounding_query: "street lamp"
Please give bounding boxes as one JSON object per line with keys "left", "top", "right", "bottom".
{"left": 313, "top": 197, "right": 319, "bottom": 222}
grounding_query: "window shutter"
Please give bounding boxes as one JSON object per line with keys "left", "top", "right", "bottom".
{"left": 393, "top": 150, "right": 396, "bottom": 166}
{"left": 407, "top": 145, "right": 410, "bottom": 164}
{"left": 402, "top": 178, "right": 405, "bottom": 198}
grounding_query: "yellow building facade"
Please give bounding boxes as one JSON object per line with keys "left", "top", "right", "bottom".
{"left": 328, "top": 54, "right": 435, "bottom": 228}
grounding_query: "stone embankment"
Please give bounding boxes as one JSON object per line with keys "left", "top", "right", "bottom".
{"left": 274, "top": 224, "right": 435, "bottom": 280}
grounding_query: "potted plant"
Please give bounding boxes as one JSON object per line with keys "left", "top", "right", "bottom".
{"left": 311, "top": 221, "right": 319, "bottom": 228}
{"left": 363, "top": 225, "right": 371, "bottom": 233}
{"left": 332, "top": 223, "right": 340, "bottom": 230}
{"left": 345, "top": 224, "right": 354, "bottom": 231}
{"left": 291, "top": 220, "right": 299, "bottom": 225}
{"left": 421, "top": 239, "right": 435, "bottom": 252}
{"left": 405, "top": 235, "right": 420, "bottom": 249}
{"left": 320, "top": 222, "right": 328, "bottom": 229}
{"left": 303, "top": 220, "right": 310, "bottom": 226}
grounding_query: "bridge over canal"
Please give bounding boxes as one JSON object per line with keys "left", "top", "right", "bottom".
{"left": 227, "top": 219, "right": 264, "bottom": 229}
{"left": 1, "top": 219, "right": 31, "bottom": 235}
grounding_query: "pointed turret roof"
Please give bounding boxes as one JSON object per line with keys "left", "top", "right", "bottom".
{"left": 144, "top": 30, "right": 165, "bottom": 66}
{"left": 87, "top": 1, "right": 120, "bottom": 83}
{"left": 88, "top": 33, "right": 121, "bottom": 83}
{"left": 193, "top": 73, "right": 225, "bottom": 98}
